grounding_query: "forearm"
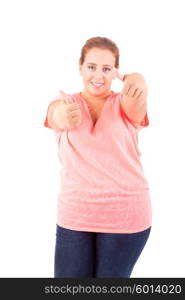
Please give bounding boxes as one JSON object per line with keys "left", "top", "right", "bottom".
{"left": 121, "top": 96, "right": 147, "bottom": 123}
{"left": 46, "top": 100, "right": 66, "bottom": 130}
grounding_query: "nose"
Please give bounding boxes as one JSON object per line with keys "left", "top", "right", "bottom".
{"left": 93, "top": 68, "right": 105, "bottom": 79}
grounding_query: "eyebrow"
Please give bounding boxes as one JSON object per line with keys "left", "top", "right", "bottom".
{"left": 87, "top": 63, "right": 113, "bottom": 68}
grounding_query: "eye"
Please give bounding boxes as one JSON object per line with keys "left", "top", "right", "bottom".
{"left": 88, "top": 65, "right": 95, "bottom": 70}
{"left": 103, "top": 67, "right": 111, "bottom": 72}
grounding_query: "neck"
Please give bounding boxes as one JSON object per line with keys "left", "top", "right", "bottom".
{"left": 80, "top": 90, "right": 113, "bottom": 103}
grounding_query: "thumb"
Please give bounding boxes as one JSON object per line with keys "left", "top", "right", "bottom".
{"left": 113, "top": 67, "right": 125, "bottom": 81}
{"left": 59, "top": 90, "right": 71, "bottom": 104}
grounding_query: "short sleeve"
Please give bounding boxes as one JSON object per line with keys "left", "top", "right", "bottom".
{"left": 128, "top": 112, "right": 149, "bottom": 131}
{"left": 118, "top": 94, "right": 149, "bottom": 131}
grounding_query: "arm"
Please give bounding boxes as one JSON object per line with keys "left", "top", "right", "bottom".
{"left": 44, "top": 99, "right": 66, "bottom": 131}
{"left": 44, "top": 91, "right": 82, "bottom": 131}
{"left": 114, "top": 70, "right": 148, "bottom": 124}
{"left": 120, "top": 90, "right": 148, "bottom": 124}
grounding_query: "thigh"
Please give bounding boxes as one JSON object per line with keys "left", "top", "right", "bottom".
{"left": 54, "top": 224, "right": 96, "bottom": 278}
{"left": 95, "top": 227, "right": 151, "bottom": 278}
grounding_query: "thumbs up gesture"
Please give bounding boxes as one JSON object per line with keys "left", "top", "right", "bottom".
{"left": 56, "top": 90, "right": 82, "bottom": 129}
{"left": 113, "top": 67, "right": 148, "bottom": 99}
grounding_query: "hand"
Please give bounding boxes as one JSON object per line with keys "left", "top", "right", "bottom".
{"left": 113, "top": 68, "right": 148, "bottom": 99}
{"left": 57, "top": 90, "right": 82, "bottom": 129}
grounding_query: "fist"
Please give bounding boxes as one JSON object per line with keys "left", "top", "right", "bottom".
{"left": 113, "top": 67, "right": 148, "bottom": 98}
{"left": 58, "top": 90, "right": 82, "bottom": 129}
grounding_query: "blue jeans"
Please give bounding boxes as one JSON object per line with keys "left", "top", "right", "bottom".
{"left": 54, "top": 224, "right": 151, "bottom": 278}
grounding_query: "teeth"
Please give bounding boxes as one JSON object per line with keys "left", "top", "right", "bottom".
{"left": 91, "top": 82, "right": 104, "bottom": 87}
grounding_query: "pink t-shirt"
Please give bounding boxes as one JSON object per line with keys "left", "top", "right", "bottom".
{"left": 44, "top": 91, "right": 152, "bottom": 233}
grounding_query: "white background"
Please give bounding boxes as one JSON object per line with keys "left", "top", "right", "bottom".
{"left": 0, "top": 0, "right": 185, "bottom": 277}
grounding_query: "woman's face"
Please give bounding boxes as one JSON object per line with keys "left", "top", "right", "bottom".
{"left": 79, "top": 47, "right": 116, "bottom": 98}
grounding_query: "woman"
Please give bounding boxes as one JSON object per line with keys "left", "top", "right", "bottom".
{"left": 44, "top": 36, "right": 152, "bottom": 278}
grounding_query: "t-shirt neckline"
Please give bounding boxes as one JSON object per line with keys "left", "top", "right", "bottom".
{"left": 77, "top": 91, "right": 115, "bottom": 130}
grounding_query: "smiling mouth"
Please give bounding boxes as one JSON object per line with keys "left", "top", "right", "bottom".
{"left": 91, "top": 82, "right": 104, "bottom": 88}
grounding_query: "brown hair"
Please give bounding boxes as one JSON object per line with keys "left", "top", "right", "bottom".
{"left": 79, "top": 36, "right": 120, "bottom": 68}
